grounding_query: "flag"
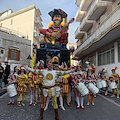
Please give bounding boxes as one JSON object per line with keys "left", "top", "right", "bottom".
{"left": 30, "top": 53, "right": 36, "bottom": 68}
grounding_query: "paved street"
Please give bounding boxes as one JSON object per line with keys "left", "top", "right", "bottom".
{"left": 0, "top": 91, "right": 120, "bottom": 120}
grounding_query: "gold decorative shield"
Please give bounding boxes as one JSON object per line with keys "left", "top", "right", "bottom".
{"left": 46, "top": 73, "right": 53, "bottom": 81}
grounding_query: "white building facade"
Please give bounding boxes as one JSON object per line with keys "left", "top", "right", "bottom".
{"left": 74, "top": 0, "right": 120, "bottom": 77}
{"left": 0, "top": 4, "right": 43, "bottom": 56}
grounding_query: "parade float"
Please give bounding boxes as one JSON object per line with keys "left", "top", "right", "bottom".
{"left": 32, "top": 9, "right": 74, "bottom": 68}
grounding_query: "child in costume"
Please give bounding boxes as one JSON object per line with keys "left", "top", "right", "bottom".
{"left": 28, "top": 65, "right": 43, "bottom": 106}
{"left": 110, "top": 67, "right": 119, "bottom": 98}
{"left": 7, "top": 66, "right": 19, "bottom": 105}
{"left": 17, "top": 67, "right": 28, "bottom": 106}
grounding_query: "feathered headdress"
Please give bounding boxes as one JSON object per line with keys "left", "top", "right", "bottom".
{"left": 112, "top": 67, "right": 118, "bottom": 71}
{"left": 77, "top": 60, "right": 81, "bottom": 67}
{"left": 103, "top": 67, "right": 107, "bottom": 73}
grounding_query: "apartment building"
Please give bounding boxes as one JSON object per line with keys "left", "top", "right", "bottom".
{"left": 74, "top": 0, "right": 120, "bottom": 76}
{"left": 0, "top": 4, "right": 43, "bottom": 55}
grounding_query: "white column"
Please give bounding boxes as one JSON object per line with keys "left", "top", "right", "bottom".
{"left": 96, "top": 51, "right": 98, "bottom": 66}
{"left": 114, "top": 42, "right": 118, "bottom": 64}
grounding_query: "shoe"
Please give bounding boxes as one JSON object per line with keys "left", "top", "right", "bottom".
{"left": 67, "top": 103, "right": 70, "bottom": 107}
{"left": 34, "top": 102, "right": 38, "bottom": 106}
{"left": 92, "top": 102, "right": 95, "bottom": 105}
{"left": 105, "top": 93, "right": 108, "bottom": 96}
{"left": 29, "top": 103, "right": 32, "bottom": 106}
{"left": 94, "top": 95, "right": 97, "bottom": 98}
{"left": 76, "top": 106, "right": 80, "bottom": 109}
{"left": 7, "top": 102, "right": 12, "bottom": 105}
{"left": 21, "top": 102, "right": 25, "bottom": 106}
{"left": 81, "top": 106, "right": 85, "bottom": 110}
{"left": 17, "top": 102, "right": 21, "bottom": 107}
{"left": 117, "top": 96, "right": 119, "bottom": 99}
{"left": 111, "top": 95, "right": 115, "bottom": 97}
{"left": 87, "top": 102, "right": 89, "bottom": 106}
{"left": 11, "top": 101, "right": 15, "bottom": 105}
{"left": 61, "top": 106, "right": 65, "bottom": 111}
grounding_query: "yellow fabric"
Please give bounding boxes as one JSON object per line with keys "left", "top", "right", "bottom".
{"left": 30, "top": 53, "right": 36, "bottom": 69}
{"left": 17, "top": 74, "right": 28, "bottom": 92}
{"left": 116, "top": 83, "right": 119, "bottom": 97}
{"left": 111, "top": 73, "right": 119, "bottom": 81}
{"left": 28, "top": 72, "right": 43, "bottom": 89}
{"left": 48, "top": 22, "right": 64, "bottom": 27}
{"left": 62, "top": 74, "right": 70, "bottom": 93}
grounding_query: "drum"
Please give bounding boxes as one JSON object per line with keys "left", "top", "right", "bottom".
{"left": 96, "top": 79, "right": 103, "bottom": 89}
{"left": 76, "top": 82, "right": 89, "bottom": 96}
{"left": 55, "top": 86, "right": 61, "bottom": 97}
{"left": 101, "top": 80, "right": 107, "bottom": 88}
{"left": 7, "top": 84, "right": 17, "bottom": 97}
{"left": 88, "top": 83, "right": 99, "bottom": 95}
{"left": 109, "top": 81, "right": 116, "bottom": 89}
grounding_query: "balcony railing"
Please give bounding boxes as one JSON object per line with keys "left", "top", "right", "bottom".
{"left": 75, "top": 8, "right": 85, "bottom": 22}
{"left": 75, "top": 4, "right": 120, "bottom": 55}
{"left": 80, "top": 0, "right": 93, "bottom": 11}
{"left": 80, "top": 15, "right": 94, "bottom": 31}
{"left": 87, "top": 0, "right": 107, "bottom": 20}
{"left": 0, "top": 26, "right": 28, "bottom": 39}
{"left": 75, "top": 0, "right": 82, "bottom": 7}
{"left": 35, "top": 17, "right": 43, "bottom": 27}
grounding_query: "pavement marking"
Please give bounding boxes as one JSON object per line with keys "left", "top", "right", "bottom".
{"left": 98, "top": 94, "right": 120, "bottom": 108}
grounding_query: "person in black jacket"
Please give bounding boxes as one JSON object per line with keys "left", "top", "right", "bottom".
{"left": 3, "top": 61, "right": 10, "bottom": 86}
{"left": 0, "top": 62, "right": 4, "bottom": 88}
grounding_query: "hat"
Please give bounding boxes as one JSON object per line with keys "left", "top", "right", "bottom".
{"left": 54, "top": 64, "right": 60, "bottom": 68}
{"left": 103, "top": 67, "right": 107, "bottom": 73}
{"left": 85, "top": 61, "right": 90, "bottom": 65}
{"left": 91, "top": 64, "right": 96, "bottom": 70}
{"left": 15, "top": 66, "right": 20, "bottom": 70}
{"left": 48, "top": 9, "right": 67, "bottom": 18}
{"left": 40, "top": 60, "right": 44, "bottom": 64}
{"left": 21, "top": 67, "right": 25, "bottom": 70}
{"left": 112, "top": 67, "right": 118, "bottom": 71}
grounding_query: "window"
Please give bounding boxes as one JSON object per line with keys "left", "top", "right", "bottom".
{"left": 118, "top": 41, "right": 120, "bottom": 62}
{"left": 8, "top": 48, "right": 20, "bottom": 61}
{"left": 98, "top": 44, "right": 114, "bottom": 65}
{"left": 1, "top": 50, "right": 4, "bottom": 54}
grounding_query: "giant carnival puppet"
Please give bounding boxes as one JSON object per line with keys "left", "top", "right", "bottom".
{"left": 40, "top": 9, "right": 74, "bottom": 45}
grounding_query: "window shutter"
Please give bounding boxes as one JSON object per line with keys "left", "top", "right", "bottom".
{"left": 8, "top": 48, "right": 11, "bottom": 60}
{"left": 17, "top": 50, "right": 20, "bottom": 61}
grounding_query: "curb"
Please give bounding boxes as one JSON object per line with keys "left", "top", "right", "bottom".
{"left": 0, "top": 89, "right": 7, "bottom": 96}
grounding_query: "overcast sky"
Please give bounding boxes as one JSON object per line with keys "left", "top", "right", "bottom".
{"left": 0, "top": 0, "right": 79, "bottom": 43}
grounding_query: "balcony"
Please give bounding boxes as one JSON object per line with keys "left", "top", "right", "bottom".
{"left": 75, "top": 9, "right": 85, "bottom": 22}
{"left": 80, "top": 16, "right": 94, "bottom": 32}
{"left": 102, "top": 0, "right": 115, "bottom": 1}
{"left": 34, "top": 30, "right": 39, "bottom": 39}
{"left": 75, "top": 26, "right": 86, "bottom": 39}
{"left": 75, "top": 0, "right": 82, "bottom": 7}
{"left": 74, "top": 4, "right": 120, "bottom": 58}
{"left": 80, "top": 0, "right": 93, "bottom": 11}
{"left": 87, "top": 0, "right": 107, "bottom": 20}
{"left": 35, "top": 17, "right": 43, "bottom": 27}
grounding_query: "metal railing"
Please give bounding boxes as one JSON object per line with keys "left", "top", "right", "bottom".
{"left": 0, "top": 26, "right": 28, "bottom": 39}
{"left": 75, "top": 4, "right": 120, "bottom": 54}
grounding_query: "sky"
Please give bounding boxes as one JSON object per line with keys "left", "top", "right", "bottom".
{"left": 0, "top": 0, "right": 79, "bottom": 43}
